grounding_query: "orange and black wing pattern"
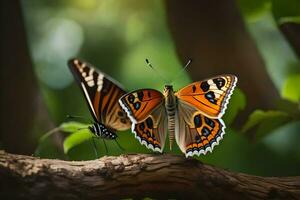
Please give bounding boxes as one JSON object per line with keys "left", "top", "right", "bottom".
{"left": 184, "top": 114, "right": 225, "bottom": 157}
{"left": 119, "top": 89, "right": 164, "bottom": 123}
{"left": 132, "top": 106, "right": 168, "bottom": 152}
{"left": 68, "top": 58, "right": 131, "bottom": 131}
{"left": 175, "top": 75, "right": 237, "bottom": 118}
{"left": 176, "top": 101, "right": 226, "bottom": 157}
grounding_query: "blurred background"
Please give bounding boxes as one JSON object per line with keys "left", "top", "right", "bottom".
{"left": 1, "top": 0, "right": 300, "bottom": 176}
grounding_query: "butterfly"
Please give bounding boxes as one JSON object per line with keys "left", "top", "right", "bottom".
{"left": 68, "top": 58, "right": 131, "bottom": 141}
{"left": 119, "top": 75, "right": 237, "bottom": 157}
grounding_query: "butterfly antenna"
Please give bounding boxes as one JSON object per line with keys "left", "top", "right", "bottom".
{"left": 170, "top": 59, "right": 192, "bottom": 84}
{"left": 91, "top": 137, "right": 99, "bottom": 159}
{"left": 146, "top": 59, "right": 169, "bottom": 83}
{"left": 66, "top": 115, "right": 93, "bottom": 124}
{"left": 114, "top": 139, "right": 125, "bottom": 151}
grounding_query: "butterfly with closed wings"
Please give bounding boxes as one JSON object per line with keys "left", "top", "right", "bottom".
{"left": 68, "top": 59, "right": 131, "bottom": 155}
{"left": 119, "top": 74, "right": 237, "bottom": 157}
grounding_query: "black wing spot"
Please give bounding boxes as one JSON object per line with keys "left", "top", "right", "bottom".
{"left": 147, "top": 91, "right": 151, "bottom": 98}
{"left": 139, "top": 123, "right": 145, "bottom": 130}
{"left": 137, "top": 91, "right": 144, "bottom": 101}
{"left": 195, "top": 135, "right": 201, "bottom": 143}
{"left": 201, "top": 126, "right": 211, "bottom": 137}
{"left": 146, "top": 117, "right": 153, "bottom": 129}
{"left": 134, "top": 102, "right": 141, "bottom": 110}
{"left": 213, "top": 78, "right": 226, "bottom": 89}
{"left": 192, "top": 85, "right": 196, "bottom": 93}
{"left": 101, "top": 80, "right": 110, "bottom": 94}
{"left": 205, "top": 91, "right": 217, "bottom": 104}
{"left": 200, "top": 81, "right": 210, "bottom": 92}
{"left": 204, "top": 117, "right": 215, "bottom": 128}
{"left": 118, "top": 111, "right": 124, "bottom": 117}
{"left": 194, "top": 114, "right": 202, "bottom": 128}
{"left": 128, "top": 94, "right": 135, "bottom": 103}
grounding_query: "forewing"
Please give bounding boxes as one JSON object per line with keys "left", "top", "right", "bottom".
{"left": 176, "top": 75, "right": 237, "bottom": 118}
{"left": 119, "top": 89, "right": 164, "bottom": 123}
{"left": 175, "top": 100, "right": 225, "bottom": 157}
{"left": 68, "top": 58, "right": 131, "bottom": 131}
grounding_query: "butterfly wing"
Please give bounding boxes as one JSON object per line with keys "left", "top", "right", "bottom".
{"left": 176, "top": 100, "right": 225, "bottom": 157}
{"left": 132, "top": 105, "right": 168, "bottom": 152}
{"left": 68, "top": 58, "right": 131, "bottom": 131}
{"left": 176, "top": 75, "right": 237, "bottom": 118}
{"left": 119, "top": 89, "right": 164, "bottom": 123}
{"left": 119, "top": 89, "right": 167, "bottom": 151}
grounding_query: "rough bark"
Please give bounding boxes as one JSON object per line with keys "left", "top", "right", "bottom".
{"left": 165, "top": 0, "right": 280, "bottom": 124}
{"left": 0, "top": 151, "right": 300, "bottom": 200}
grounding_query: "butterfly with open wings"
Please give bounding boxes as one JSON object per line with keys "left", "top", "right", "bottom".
{"left": 68, "top": 59, "right": 131, "bottom": 141}
{"left": 119, "top": 75, "right": 237, "bottom": 157}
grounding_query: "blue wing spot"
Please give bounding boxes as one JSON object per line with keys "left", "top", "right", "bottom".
{"left": 201, "top": 126, "right": 211, "bottom": 137}
{"left": 134, "top": 102, "right": 141, "bottom": 110}
{"left": 194, "top": 114, "right": 202, "bottom": 128}
{"left": 204, "top": 117, "right": 215, "bottom": 128}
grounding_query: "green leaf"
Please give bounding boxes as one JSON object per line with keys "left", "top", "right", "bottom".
{"left": 63, "top": 130, "right": 92, "bottom": 154}
{"left": 237, "top": 0, "right": 271, "bottom": 22}
{"left": 272, "top": 0, "right": 300, "bottom": 23}
{"left": 37, "top": 121, "right": 88, "bottom": 146}
{"left": 282, "top": 74, "right": 300, "bottom": 103}
{"left": 275, "top": 99, "right": 300, "bottom": 116}
{"left": 278, "top": 16, "right": 300, "bottom": 25}
{"left": 60, "top": 121, "right": 90, "bottom": 133}
{"left": 223, "top": 88, "right": 246, "bottom": 125}
{"left": 242, "top": 110, "right": 291, "bottom": 139}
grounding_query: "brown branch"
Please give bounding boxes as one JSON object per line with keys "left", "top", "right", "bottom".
{"left": 0, "top": 151, "right": 300, "bottom": 200}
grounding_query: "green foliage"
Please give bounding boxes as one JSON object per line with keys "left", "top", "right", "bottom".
{"left": 223, "top": 88, "right": 246, "bottom": 125}
{"left": 34, "top": 121, "right": 88, "bottom": 158}
{"left": 271, "top": 0, "right": 300, "bottom": 23}
{"left": 278, "top": 16, "right": 300, "bottom": 25}
{"left": 282, "top": 74, "right": 300, "bottom": 102}
{"left": 242, "top": 110, "right": 291, "bottom": 139}
{"left": 63, "top": 129, "right": 91, "bottom": 154}
{"left": 237, "top": 0, "right": 271, "bottom": 21}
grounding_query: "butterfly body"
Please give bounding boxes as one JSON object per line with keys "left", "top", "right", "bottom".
{"left": 119, "top": 75, "right": 237, "bottom": 157}
{"left": 89, "top": 122, "right": 117, "bottom": 139}
{"left": 163, "top": 85, "right": 176, "bottom": 150}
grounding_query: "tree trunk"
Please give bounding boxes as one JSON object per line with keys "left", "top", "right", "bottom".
{"left": 165, "top": 0, "right": 280, "bottom": 124}
{"left": 0, "top": 151, "right": 299, "bottom": 200}
{"left": 0, "top": 0, "right": 38, "bottom": 153}
{"left": 0, "top": 0, "right": 54, "bottom": 154}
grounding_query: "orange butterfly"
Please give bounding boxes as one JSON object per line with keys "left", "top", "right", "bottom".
{"left": 119, "top": 75, "right": 237, "bottom": 157}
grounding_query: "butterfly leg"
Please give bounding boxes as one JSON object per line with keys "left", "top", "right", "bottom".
{"left": 91, "top": 137, "right": 99, "bottom": 159}
{"left": 114, "top": 139, "right": 125, "bottom": 152}
{"left": 102, "top": 139, "right": 108, "bottom": 155}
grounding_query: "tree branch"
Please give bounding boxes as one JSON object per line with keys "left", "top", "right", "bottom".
{"left": 0, "top": 151, "right": 299, "bottom": 200}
